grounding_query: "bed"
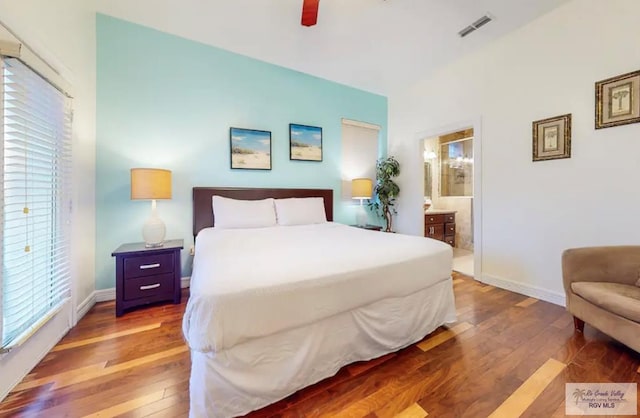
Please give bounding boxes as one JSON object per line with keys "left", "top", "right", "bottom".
{"left": 183, "top": 187, "right": 456, "bottom": 418}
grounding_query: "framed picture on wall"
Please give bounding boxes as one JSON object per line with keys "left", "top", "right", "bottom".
{"left": 289, "top": 123, "right": 323, "bottom": 162}
{"left": 532, "top": 113, "right": 571, "bottom": 162}
{"left": 229, "top": 127, "right": 272, "bottom": 170}
{"left": 595, "top": 69, "right": 640, "bottom": 129}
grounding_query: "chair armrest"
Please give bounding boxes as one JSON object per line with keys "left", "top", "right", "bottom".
{"left": 562, "top": 246, "right": 640, "bottom": 295}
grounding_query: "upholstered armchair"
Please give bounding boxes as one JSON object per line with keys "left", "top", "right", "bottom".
{"left": 562, "top": 246, "right": 640, "bottom": 353}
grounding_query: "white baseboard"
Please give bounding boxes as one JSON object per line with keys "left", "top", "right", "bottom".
{"left": 181, "top": 276, "right": 190, "bottom": 289}
{"left": 76, "top": 291, "right": 96, "bottom": 322}
{"left": 95, "top": 287, "right": 116, "bottom": 302}
{"left": 480, "top": 273, "right": 566, "bottom": 307}
{"left": 93, "top": 276, "right": 191, "bottom": 303}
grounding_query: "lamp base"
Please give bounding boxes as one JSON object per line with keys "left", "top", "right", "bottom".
{"left": 142, "top": 200, "right": 166, "bottom": 247}
{"left": 144, "top": 241, "right": 165, "bottom": 248}
{"left": 355, "top": 203, "right": 368, "bottom": 227}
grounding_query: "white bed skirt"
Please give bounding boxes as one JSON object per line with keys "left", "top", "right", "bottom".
{"left": 188, "top": 277, "right": 456, "bottom": 418}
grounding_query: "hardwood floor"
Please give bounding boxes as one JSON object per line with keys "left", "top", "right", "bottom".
{"left": 1, "top": 273, "right": 639, "bottom": 417}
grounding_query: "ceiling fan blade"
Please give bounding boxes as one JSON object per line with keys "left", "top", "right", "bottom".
{"left": 301, "top": 0, "right": 320, "bottom": 27}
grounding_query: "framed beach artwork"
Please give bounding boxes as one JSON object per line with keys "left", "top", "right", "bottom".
{"left": 532, "top": 113, "right": 571, "bottom": 162}
{"left": 289, "top": 123, "right": 323, "bottom": 162}
{"left": 230, "top": 127, "right": 272, "bottom": 170}
{"left": 595, "top": 69, "right": 640, "bottom": 129}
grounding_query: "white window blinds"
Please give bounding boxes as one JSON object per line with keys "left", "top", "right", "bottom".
{"left": 1, "top": 57, "right": 72, "bottom": 352}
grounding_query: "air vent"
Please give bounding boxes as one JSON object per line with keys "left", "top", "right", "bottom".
{"left": 458, "top": 26, "right": 476, "bottom": 38}
{"left": 458, "top": 14, "right": 493, "bottom": 38}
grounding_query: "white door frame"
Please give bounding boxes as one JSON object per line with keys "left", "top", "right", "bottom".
{"left": 415, "top": 116, "right": 483, "bottom": 280}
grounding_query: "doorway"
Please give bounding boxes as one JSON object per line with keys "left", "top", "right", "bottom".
{"left": 423, "top": 128, "right": 476, "bottom": 277}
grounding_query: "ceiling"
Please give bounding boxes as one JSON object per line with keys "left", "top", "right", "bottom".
{"left": 97, "top": 0, "right": 569, "bottom": 96}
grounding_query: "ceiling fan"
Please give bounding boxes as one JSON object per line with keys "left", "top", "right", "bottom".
{"left": 301, "top": 0, "right": 320, "bottom": 27}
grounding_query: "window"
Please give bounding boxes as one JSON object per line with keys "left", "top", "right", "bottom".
{"left": 341, "top": 120, "right": 380, "bottom": 200}
{"left": 1, "top": 57, "right": 72, "bottom": 352}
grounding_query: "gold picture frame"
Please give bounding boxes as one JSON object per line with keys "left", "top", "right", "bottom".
{"left": 595, "top": 69, "right": 640, "bottom": 129}
{"left": 532, "top": 114, "right": 571, "bottom": 162}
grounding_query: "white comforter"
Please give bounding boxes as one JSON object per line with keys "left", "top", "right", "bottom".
{"left": 183, "top": 222, "right": 452, "bottom": 353}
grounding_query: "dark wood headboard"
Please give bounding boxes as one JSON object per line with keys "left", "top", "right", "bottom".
{"left": 193, "top": 187, "right": 334, "bottom": 237}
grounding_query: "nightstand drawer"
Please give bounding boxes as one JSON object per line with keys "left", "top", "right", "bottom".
{"left": 444, "top": 236, "right": 455, "bottom": 246}
{"left": 124, "top": 273, "right": 174, "bottom": 301}
{"left": 445, "top": 213, "right": 455, "bottom": 223}
{"left": 425, "top": 214, "right": 445, "bottom": 225}
{"left": 445, "top": 222, "right": 456, "bottom": 235}
{"left": 124, "top": 253, "right": 174, "bottom": 279}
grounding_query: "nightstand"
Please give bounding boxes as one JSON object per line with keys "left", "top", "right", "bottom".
{"left": 350, "top": 224, "right": 383, "bottom": 231}
{"left": 111, "top": 239, "right": 184, "bottom": 316}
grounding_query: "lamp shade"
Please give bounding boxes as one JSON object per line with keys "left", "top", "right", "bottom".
{"left": 351, "top": 178, "right": 373, "bottom": 200}
{"left": 131, "top": 168, "right": 172, "bottom": 200}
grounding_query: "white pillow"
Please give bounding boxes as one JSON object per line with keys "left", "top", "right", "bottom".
{"left": 274, "top": 197, "right": 327, "bottom": 226}
{"left": 212, "top": 196, "right": 277, "bottom": 229}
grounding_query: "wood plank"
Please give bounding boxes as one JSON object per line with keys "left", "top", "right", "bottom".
{"left": 550, "top": 401, "right": 569, "bottom": 418}
{"left": 550, "top": 314, "right": 572, "bottom": 329}
{"left": 519, "top": 370, "right": 567, "bottom": 418}
{"left": 15, "top": 362, "right": 108, "bottom": 391}
{"left": 82, "top": 390, "right": 165, "bottom": 417}
{"left": 416, "top": 322, "right": 473, "bottom": 352}
{"left": 285, "top": 346, "right": 432, "bottom": 417}
{"left": 515, "top": 297, "right": 538, "bottom": 308}
{"left": 347, "top": 353, "right": 396, "bottom": 377}
{"left": 14, "top": 346, "right": 187, "bottom": 391}
{"left": 393, "top": 403, "right": 428, "bottom": 418}
{"left": 31, "top": 366, "right": 191, "bottom": 417}
{"left": 143, "top": 402, "right": 190, "bottom": 418}
{"left": 55, "top": 346, "right": 188, "bottom": 389}
{"left": 116, "top": 392, "right": 189, "bottom": 418}
{"left": 478, "top": 285, "right": 494, "bottom": 293}
{"left": 51, "top": 323, "right": 161, "bottom": 351}
{"left": 487, "top": 358, "right": 566, "bottom": 418}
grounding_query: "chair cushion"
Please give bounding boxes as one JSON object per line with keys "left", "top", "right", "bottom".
{"left": 572, "top": 282, "right": 640, "bottom": 323}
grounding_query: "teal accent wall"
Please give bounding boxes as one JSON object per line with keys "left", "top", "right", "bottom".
{"left": 96, "top": 14, "right": 388, "bottom": 290}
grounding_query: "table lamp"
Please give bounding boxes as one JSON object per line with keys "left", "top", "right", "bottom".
{"left": 351, "top": 178, "right": 372, "bottom": 227}
{"left": 130, "top": 168, "right": 172, "bottom": 247}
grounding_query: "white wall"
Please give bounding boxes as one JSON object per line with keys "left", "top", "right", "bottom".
{"left": 389, "top": 0, "right": 640, "bottom": 304}
{"left": 0, "top": 0, "right": 96, "bottom": 400}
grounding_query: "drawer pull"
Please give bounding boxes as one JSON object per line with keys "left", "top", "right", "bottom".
{"left": 140, "top": 283, "right": 161, "bottom": 291}
{"left": 429, "top": 217, "right": 434, "bottom": 221}
{"left": 139, "top": 263, "right": 160, "bottom": 270}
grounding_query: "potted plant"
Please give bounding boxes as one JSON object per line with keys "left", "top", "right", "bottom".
{"left": 369, "top": 156, "right": 400, "bottom": 232}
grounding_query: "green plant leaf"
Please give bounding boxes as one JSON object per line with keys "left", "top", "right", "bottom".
{"left": 368, "top": 156, "right": 401, "bottom": 223}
